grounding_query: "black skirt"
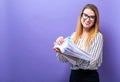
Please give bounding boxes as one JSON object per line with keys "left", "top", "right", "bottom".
{"left": 69, "top": 69, "right": 100, "bottom": 82}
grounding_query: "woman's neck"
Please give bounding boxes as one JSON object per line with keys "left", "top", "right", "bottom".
{"left": 82, "top": 29, "right": 89, "bottom": 36}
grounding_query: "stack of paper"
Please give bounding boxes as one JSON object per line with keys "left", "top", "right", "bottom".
{"left": 54, "top": 37, "right": 93, "bottom": 61}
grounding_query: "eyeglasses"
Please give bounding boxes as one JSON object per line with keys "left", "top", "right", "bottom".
{"left": 82, "top": 13, "right": 96, "bottom": 21}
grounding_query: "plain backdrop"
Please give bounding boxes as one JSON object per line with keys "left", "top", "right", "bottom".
{"left": 0, "top": 0, "right": 120, "bottom": 82}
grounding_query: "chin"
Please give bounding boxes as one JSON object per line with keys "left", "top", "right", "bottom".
{"left": 83, "top": 26, "right": 91, "bottom": 29}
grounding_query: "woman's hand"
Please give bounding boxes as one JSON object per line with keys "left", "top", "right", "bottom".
{"left": 53, "top": 48, "right": 62, "bottom": 54}
{"left": 53, "top": 36, "right": 64, "bottom": 53}
{"left": 53, "top": 36, "right": 78, "bottom": 61}
{"left": 56, "top": 36, "right": 64, "bottom": 45}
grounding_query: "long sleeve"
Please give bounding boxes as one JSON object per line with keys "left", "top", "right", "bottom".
{"left": 87, "top": 32, "right": 103, "bottom": 68}
{"left": 56, "top": 53, "right": 68, "bottom": 63}
{"left": 76, "top": 32, "right": 103, "bottom": 69}
{"left": 56, "top": 53, "right": 79, "bottom": 65}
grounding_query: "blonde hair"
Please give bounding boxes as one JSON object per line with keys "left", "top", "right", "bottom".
{"left": 73, "top": 4, "right": 99, "bottom": 50}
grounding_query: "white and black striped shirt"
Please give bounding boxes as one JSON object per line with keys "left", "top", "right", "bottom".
{"left": 56, "top": 32, "right": 103, "bottom": 70}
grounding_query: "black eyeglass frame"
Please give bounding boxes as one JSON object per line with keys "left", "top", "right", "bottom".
{"left": 82, "top": 13, "right": 96, "bottom": 21}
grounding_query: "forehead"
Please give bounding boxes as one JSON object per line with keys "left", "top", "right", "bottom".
{"left": 83, "top": 8, "right": 95, "bottom": 16}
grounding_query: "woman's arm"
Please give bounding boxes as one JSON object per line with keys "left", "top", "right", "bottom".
{"left": 76, "top": 32, "right": 103, "bottom": 67}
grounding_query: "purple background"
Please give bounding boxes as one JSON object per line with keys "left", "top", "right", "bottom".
{"left": 0, "top": 0, "right": 120, "bottom": 82}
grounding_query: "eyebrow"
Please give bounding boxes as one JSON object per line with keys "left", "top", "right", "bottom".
{"left": 82, "top": 13, "right": 95, "bottom": 16}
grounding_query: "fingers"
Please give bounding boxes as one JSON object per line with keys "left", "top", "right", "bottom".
{"left": 56, "top": 36, "right": 64, "bottom": 45}
{"left": 53, "top": 36, "right": 64, "bottom": 54}
{"left": 53, "top": 48, "right": 61, "bottom": 53}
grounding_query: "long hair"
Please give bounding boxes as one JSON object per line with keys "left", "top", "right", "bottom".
{"left": 73, "top": 4, "right": 99, "bottom": 50}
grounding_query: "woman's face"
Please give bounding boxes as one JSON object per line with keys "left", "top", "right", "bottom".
{"left": 81, "top": 8, "right": 96, "bottom": 30}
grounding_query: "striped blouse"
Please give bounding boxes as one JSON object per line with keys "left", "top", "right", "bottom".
{"left": 56, "top": 32, "right": 103, "bottom": 70}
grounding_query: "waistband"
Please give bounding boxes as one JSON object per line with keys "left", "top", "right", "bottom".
{"left": 71, "top": 69, "right": 97, "bottom": 72}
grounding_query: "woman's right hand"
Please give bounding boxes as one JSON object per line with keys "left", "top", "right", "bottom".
{"left": 53, "top": 36, "right": 64, "bottom": 53}
{"left": 56, "top": 36, "right": 64, "bottom": 45}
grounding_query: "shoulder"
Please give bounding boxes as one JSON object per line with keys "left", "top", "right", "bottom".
{"left": 91, "top": 32, "right": 103, "bottom": 43}
{"left": 97, "top": 32, "right": 103, "bottom": 37}
{"left": 95, "top": 32, "right": 103, "bottom": 40}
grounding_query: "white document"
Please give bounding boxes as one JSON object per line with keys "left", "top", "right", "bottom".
{"left": 54, "top": 37, "right": 93, "bottom": 61}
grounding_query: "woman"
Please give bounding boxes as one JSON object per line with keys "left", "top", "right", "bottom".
{"left": 53, "top": 4, "right": 103, "bottom": 82}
